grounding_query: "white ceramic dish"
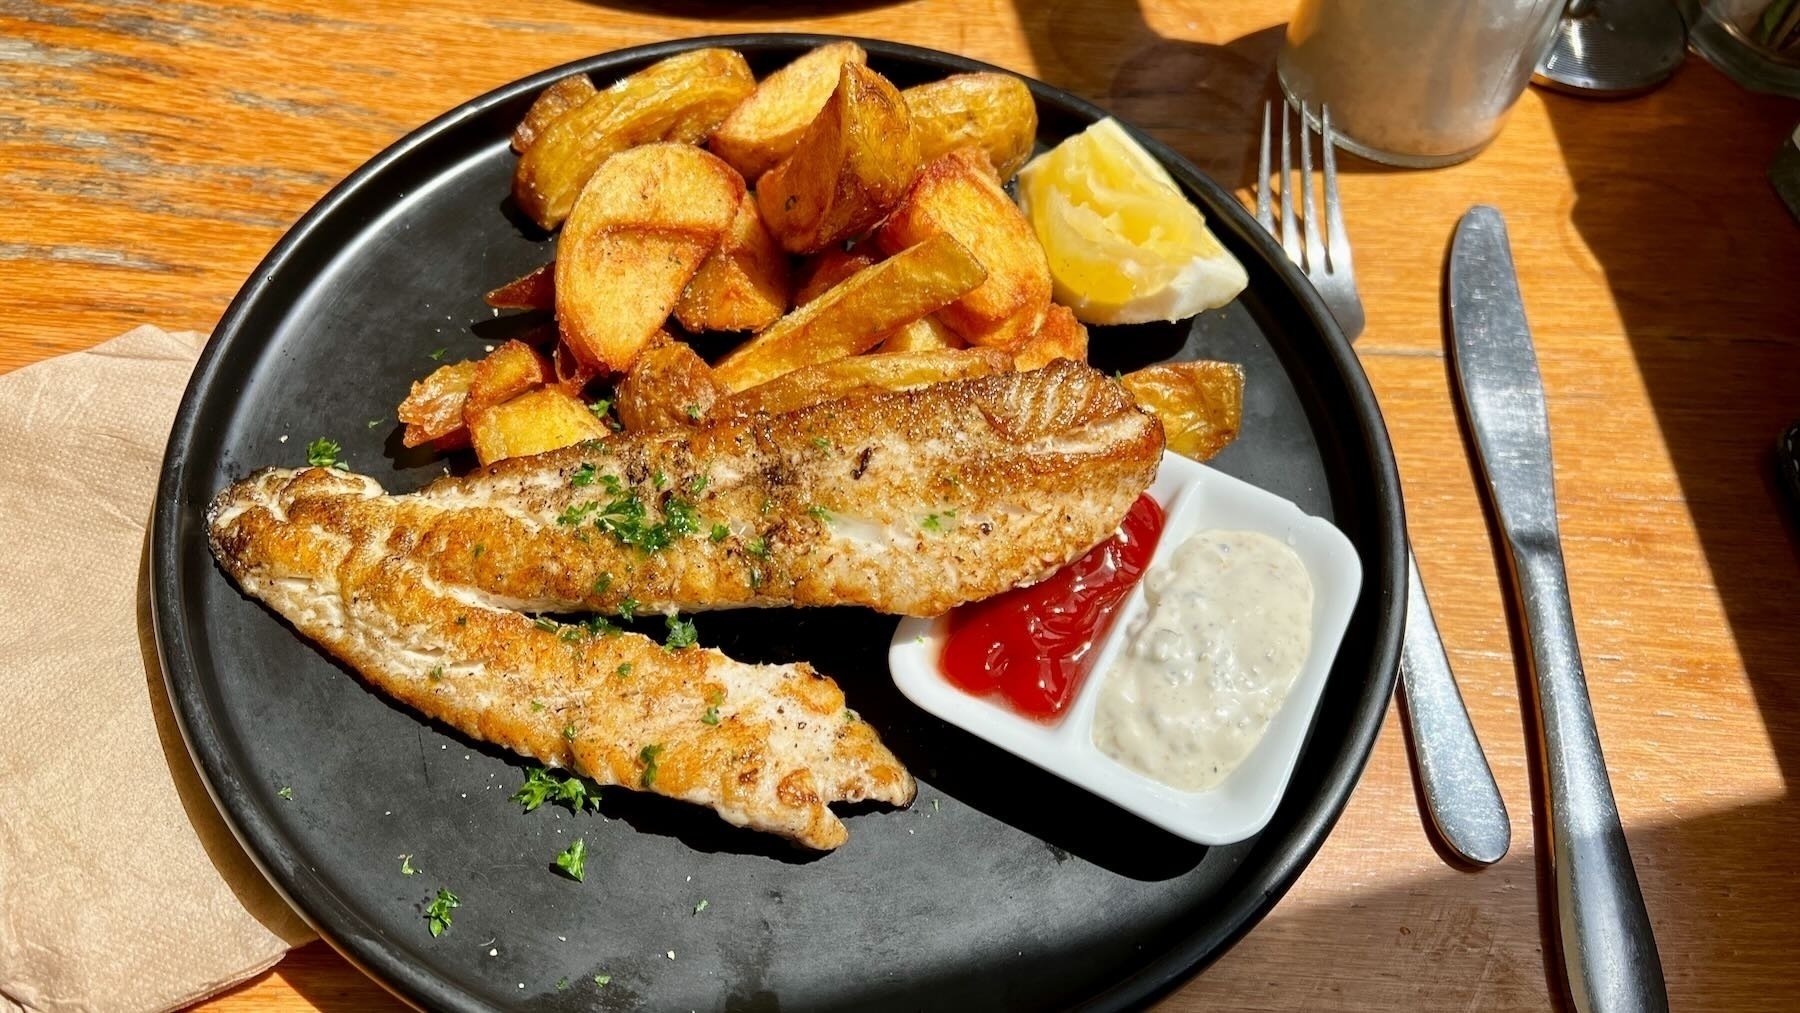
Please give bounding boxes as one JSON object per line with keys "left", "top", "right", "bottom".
{"left": 888, "top": 451, "right": 1363, "bottom": 845}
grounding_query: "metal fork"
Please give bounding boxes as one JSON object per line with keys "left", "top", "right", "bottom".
{"left": 1255, "top": 101, "right": 1510, "bottom": 866}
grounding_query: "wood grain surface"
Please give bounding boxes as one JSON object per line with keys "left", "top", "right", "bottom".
{"left": 5, "top": 1, "right": 1797, "bottom": 1009}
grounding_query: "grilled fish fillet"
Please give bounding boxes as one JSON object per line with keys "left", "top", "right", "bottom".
{"left": 205, "top": 362, "right": 1162, "bottom": 847}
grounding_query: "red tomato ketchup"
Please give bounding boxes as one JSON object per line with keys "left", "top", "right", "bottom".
{"left": 939, "top": 494, "right": 1165, "bottom": 721}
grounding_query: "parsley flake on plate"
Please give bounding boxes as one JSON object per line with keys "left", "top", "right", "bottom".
{"left": 277, "top": 786, "right": 293, "bottom": 801}
{"left": 400, "top": 854, "right": 418, "bottom": 876}
{"left": 424, "top": 888, "right": 459, "bottom": 937}
{"left": 638, "top": 743, "right": 663, "bottom": 788}
{"left": 555, "top": 838, "right": 587, "bottom": 882}
{"left": 664, "top": 615, "right": 698, "bottom": 650}
{"left": 594, "top": 974, "right": 611, "bottom": 986}
{"left": 511, "top": 766, "right": 601, "bottom": 813}
{"left": 693, "top": 898, "right": 709, "bottom": 915}
{"left": 305, "top": 438, "right": 344, "bottom": 469}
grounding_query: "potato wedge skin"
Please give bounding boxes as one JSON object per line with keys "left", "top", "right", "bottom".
{"left": 794, "top": 245, "right": 882, "bottom": 306}
{"left": 511, "top": 74, "right": 598, "bottom": 153}
{"left": 709, "top": 233, "right": 986, "bottom": 392}
{"left": 484, "top": 262, "right": 556, "bottom": 311}
{"left": 555, "top": 143, "right": 744, "bottom": 374}
{"left": 1011, "top": 303, "right": 1088, "bottom": 370}
{"left": 468, "top": 387, "right": 612, "bottom": 467}
{"left": 877, "top": 146, "right": 1051, "bottom": 349}
{"left": 672, "top": 191, "right": 792, "bottom": 333}
{"left": 1120, "top": 360, "right": 1245, "bottom": 462}
{"left": 397, "top": 360, "right": 479, "bottom": 448}
{"left": 724, "top": 347, "right": 1012, "bottom": 416}
{"left": 756, "top": 63, "right": 919, "bottom": 255}
{"left": 709, "top": 40, "right": 868, "bottom": 180}
{"left": 464, "top": 340, "right": 553, "bottom": 423}
{"left": 614, "top": 335, "right": 727, "bottom": 432}
{"left": 713, "top": 232, "right": 986, "bottom": 391}
{"left": 903, "top": 72, "right": 1038, "bottom": 180}
{"left": 513, "top": 48, "right": 754, "bottom": 229}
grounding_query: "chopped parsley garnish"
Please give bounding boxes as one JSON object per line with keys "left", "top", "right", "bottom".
{"left": 638, "top": 744, "right": 663, "bottom": 788}
{"left": 745, "top": 536, "right": 769, "bottom": 558}
{"left": 555, "top": 838, "right": 587, "bottom": 882}
{"left": 664, "top": 615, "right": 698, "bottom": 650}
{"left": 581, "top": 615, "right": 618, "bottom": 638}
{"left": 701, "top": 706, "right": 720, "bottom": 726}
{"left": 759, "top": 496, "right": 773, "bottom": 515}
{"left": 587, "top": 398, "right": 611, "bottom": 419}
{"left": 556, "top": 978, "right": 569, "bottom": 991}
{"left": 592, "top": 573, "right": 612, "bottom": 595}
{"left": 400, "top": 854, "right": 418, "bottom": 876}
{"left": 685, "top": 403, "right": 702, "bottom": 421}
{"left": 562, "top": 723, "right": 578, "bottom": 742}
{"left": 687, "top": 473, "right": 709, "bottom": 496}
{"left": 844, "top": 708, "right": 859, "bottom": 722}
{"left": 748, "top": 566, "right": 764, "bottom": 590}
{"left": 614, "top": 662, "right": 633, "bottom": 679}
{"left": 556, "top": 501, "right": 601, "bottom": 527}
{"left": 570, "top": 463, "right": 598, "bottom": 487}
{"left": 594, "top": 974, "right": 611, "bottom": 986}
{"left": 618, "top": 597, "right": 638, "bottom": 620}
{"left": 424, "top": 888, "right": 459, "bottom": 937}
{"left": 429, "top": 347, "right": 446, "bottom": 361}
{"left": 693, "top": 898, "right": 709, "bottom": 915}
{"left": 366, "top": 418, "right": 382, "bottom": 429}
{"left": 511, "top": 766, "right": 601, "bottom": 813}
{"left": 533, "top": 616, "right": 560, "bottom": 633}
{"left": 428, "top": 665, "right": 444, "bottom": 681}
{"left": 811, "top": 437, "right": 830, "bottom": 450}
{"left": 921, "top": 513, "right": 944, "bottom": 533}
{"left": 472, "top": 543, "right": 485, "bottom": 558}
{"left": 806, "top": 504, "right": 832, "bottom": 524}
{"left": 709, "top": 523, "right": 729, "bottom": 543}
{"left": 558, "top": 625, "right": 585, "bottom": 644}
{"left": 530, "top": 699, "right": 545, "bottom": 712}
{"left": 277, "top": 786, "right": 293, "bottom": 800}
{"left": 305, "top": 438, "right": 344, "bottom": 469}
{"left": 652, "top": 469, "right": 668, "bottom": 490}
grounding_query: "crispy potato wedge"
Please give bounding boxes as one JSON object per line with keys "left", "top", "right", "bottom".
{"left": 513, "top": 48, "right": 754, "bottom": 229}
{"left": 550, "top": 340, "right": 600, "bottom": 396}
{"left": 464, "top": 340, "right": 553, "bottom": 424}
{"left": 614, "top": 334, "right": 727, "bottom": 432}
{"left": 1012, "top": 303, "right": 1088, "bottom": 369}
{"left": 672, "top": 191, "right": 792, "bottom": 333}
{"left": 397, "top": 360, "right": 478, "bottom": 448}
{"left": 794, "top": 245, "right": 882, "bottom": 305}
{"left": 709, "top": 40, "right": 868, "bottom": 181}
{"left": 468, "top": 387, "right": 611, "bottom": 467}
{"left": 1120, "top": 360, "right": 1245, "bottom": 462}
{"left": 713, "top": 232, "right": 986, "bottom": 391}
{"left": 878, "top": 146, "right": 1052, "bottom": 349}
{"left": 724, "top": 347, "right": 1012, "bottom": 416}
{"left": 903, "top": 72, "right": 1038, "bottom": 180}
{"left": 874, "top": 313, "right": 964, "bottom": 353}
{"left": 511, "top": 74, "right": 598, "bottom": 153}
{"left": 556, "top": 143, "right": 744, "bottom": 374}
{"left": 484, "top": 263, "right": 556, "bottom": 311}
{"left": 756, "top": 63, "right": 919, "bottom": 254}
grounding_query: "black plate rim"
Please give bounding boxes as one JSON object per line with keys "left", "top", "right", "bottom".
{"left": 151, "top": 33, "right": 1405, "bottom": 1011}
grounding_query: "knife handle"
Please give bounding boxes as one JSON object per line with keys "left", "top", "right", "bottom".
{"left": 1399, "top": 547, "right": 1511, "bottom": 865}
{"left": 1510, "top": 545, "right": 1667, "bottom": 1013}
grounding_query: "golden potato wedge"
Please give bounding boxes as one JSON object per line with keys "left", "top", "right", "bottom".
{"left": 397, "top": 360, "right": 478, "bottom": 448}
{"left": 463, "top": 340, "right": 553, "bottom": 425}
{"left": 511, "top": 74, "right": 598, "bottom": 153}
{"left": 513, "top": 48, "right": 754, "bottom": 229}
{"left": 724, "top": 347, "right": 1012, "bottom": 416}
{"left": 1121, "top": 360, "right": 1245, "bottom": 462}
{"left": 713, "top": 232, "right": 985, "bottom": 391}
{"left": 484, "top": 262, "right": 556, "bottom": 311}
{"left": 903, "top": 72, "right": 1038, "bottom": 180}
{"left": 672, "top": 191, "right": 792, "bottom": 333}
{"left": 756, "top": 63, "right": 919, "bottom": 254}
{"left": 550, "top": 340, "right": 600, "bottom": 397}
{"left": 794, "top": 245, "right": 882, "bottom": 305}
{"left": 709, "top": 40, "right": 868, "bottom": 180}
{"left": 874, "top": 313, "right": 964, "bottom": 353}
{"left": 877, "top": 146, "right": 1052, "bottom": 349}
{"left": 468, "top": 387, "right": 612, "bottom": 467}
{"left": 1012, "top": 303, "right": 1088, "bottom": 369}
{"left": 614, "top": 334, "right": 728, "bottom": 432}
{"left": 556, "top": 143, "right": 744, "bottom": 374}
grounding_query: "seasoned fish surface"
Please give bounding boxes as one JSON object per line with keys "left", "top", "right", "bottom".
{"left": 208, "top": 469, "right": 912, "bottom": 850}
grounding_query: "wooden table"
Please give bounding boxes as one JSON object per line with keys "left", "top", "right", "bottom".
{"left": 7, "top": 1, "right": 1797, "bottom": 1009}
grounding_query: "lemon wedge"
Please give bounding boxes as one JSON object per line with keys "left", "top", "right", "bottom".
{"left": 1016, "top": 118, "right": 1248, "bottom": 325}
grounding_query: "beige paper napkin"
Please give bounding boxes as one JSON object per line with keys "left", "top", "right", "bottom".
{"left": 0, "top": 327, "right": 314, "bottom": 1013}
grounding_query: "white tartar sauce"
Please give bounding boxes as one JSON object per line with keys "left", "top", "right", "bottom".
{"left": 1091, "top": 529, "right": 1314, "bottom": 791}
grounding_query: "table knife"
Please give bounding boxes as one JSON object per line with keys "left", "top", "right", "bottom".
{"left": 1448, "top": 205, "right": 1666, "bottom": 1013}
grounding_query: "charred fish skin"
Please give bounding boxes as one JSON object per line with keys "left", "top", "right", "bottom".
{"left": 221, "top": 361, "right": 1164, "bottom": 619}
{"left": 207, "top": 467, "right": 914, "bottom": 851}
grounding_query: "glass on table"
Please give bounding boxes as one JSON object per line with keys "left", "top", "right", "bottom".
{"left": 1277, "top": 0, "right": 1569, "bottom": 168}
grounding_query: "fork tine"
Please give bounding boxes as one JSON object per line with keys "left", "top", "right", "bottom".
{"left": 1299, "top": 102, "right": 1326, "bottom": 275}
{"left": 1321, "top": 104, "right": 1353, "bottom": 275}
{"left": 1278, "top": 103, "right": 1301, "bottom": 264}
{"left": 1256, "top": 102, "right": 1273, "bottom": 233}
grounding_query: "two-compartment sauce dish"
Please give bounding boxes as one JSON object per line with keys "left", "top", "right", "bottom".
{"left": 889, "top": 450, "right": 1362, "bottom": 845}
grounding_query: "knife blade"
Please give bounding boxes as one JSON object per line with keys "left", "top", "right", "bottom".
{"left": 1448, "top": 205, "right": 1667, "bottom": 1013}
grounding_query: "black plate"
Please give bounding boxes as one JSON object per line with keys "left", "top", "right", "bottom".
{"left": 153, "top": 35, "right": 1404, "bottom": 1011}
